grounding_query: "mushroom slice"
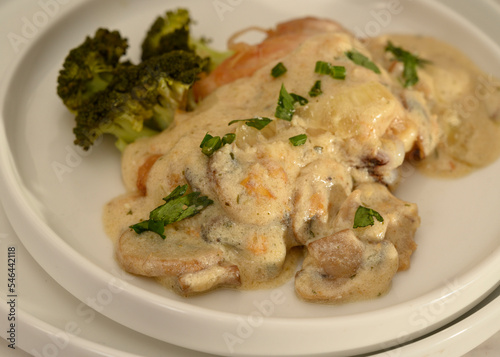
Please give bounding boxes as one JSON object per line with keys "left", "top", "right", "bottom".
{"left": 356, "top": 183, "right": 419, "bottom": 271}
{"left": 116, "top": 229, "right": 224, "bottom": 277}
{"left": 295, "top": 240, "right": 398, "bottom": 303}
{"left": 332, "top": 182, "right": 419, "bottom": 270}
{"left": 306, "top": 229, "right": 364, "bottom": 278}
{"left": 175, "top": 264, "right": 241, "bottom": 296}
{"left": 291, "top": 159, "right": 352, "bottom": 245}
{"left": 331, "top": 189, "right": 388, "bottom": 243}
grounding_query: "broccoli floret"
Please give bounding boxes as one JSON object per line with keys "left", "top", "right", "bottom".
{"left": 57, "top": 28, "right": 129, "bottom": 112}
{"left": 141, "top": 8, "right": 232, "bottom": 70}
{"left": 141, "top": 8, "right": 191, "bottom": 61}
{"left": 57, "top": 9, "right": 227, "bottom": 152}
{"left": 73, "top": 51, "right": 208, "bottom": 151}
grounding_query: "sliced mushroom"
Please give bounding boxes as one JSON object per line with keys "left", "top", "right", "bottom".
{"left": 295, "top": 240, "right": 398, "bottom": 303}
{"left": 175, "top": 264, "right": 241, "bottom": 296}
{"left": 116, "top": 229, "right": 224, "bottom": 277}
{"left": 349, "top": 182, "right": 419, "bottom": 270}
{"left": 331, "top": 189, "right": 388, "bottom": 243}
{"left": 291, "top": 159, "right": 352, "bottom": 244}
{"left": 306, "top": 229, "right": 364, "bottom": 278}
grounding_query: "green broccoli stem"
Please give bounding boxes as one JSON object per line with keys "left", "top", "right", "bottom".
{"left": 102, "top": 117, "right": 159, "bottom": 151}
{"left": 190, "top": 39, "right": 233, "bottom": 71}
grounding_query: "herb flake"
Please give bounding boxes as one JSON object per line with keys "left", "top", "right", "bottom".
{"left": 385, "top": 41, "right": 430, "bottom": 87}
{"left": 309, "top": 80, "right": 323, "bottom": 97}
{"left": 130, "top": 185, "right": 213, "bottom": 239}
{"left": 222, "top": 133, "right": 236, "bottom": 145}
{"left": 345, "top": 50, "right": 381, "bottom": 74}
{"left": 275, "top": 84, "right": 308, "bottom": 121}
{"left": 228, "top": 117, "right": 273, "bottom": 130}
{"left": 271, "top": 62, "right": 287, "bottom": 78}
{"left": 290, "top": 93, "right": 309, "bottom": 106}
{"left": 289, "top": 134, "right": 307, "bottom": 146}
{"left": 314, "top": 61, "right": 346, "bottom": 80}
{"left": 275, "top": 84, "right": 296, "bottom": 121}
{"left": 200, "top": 132, "right": 235, "bottom": 157}
{"left": 353, "top": 205, "right": 384, "bottom": 229}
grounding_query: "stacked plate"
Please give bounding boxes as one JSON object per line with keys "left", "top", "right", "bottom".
{"left": 0, "top": 0, "right": 499, "bottom": 356}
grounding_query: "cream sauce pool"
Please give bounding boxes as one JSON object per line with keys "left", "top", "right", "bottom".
{"left": 367, "top": 35, "right": 500, "bottom": 177}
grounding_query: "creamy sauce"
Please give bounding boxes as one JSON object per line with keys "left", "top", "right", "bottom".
{"left": 103, "top": 22, "right": 500, "bottom": 303}
{"left": 366, "top": 35, "right": 500, "bottom": 178}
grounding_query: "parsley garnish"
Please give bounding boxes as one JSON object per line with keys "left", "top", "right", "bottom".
{"left": 271, "top": 62, "right": 287, "bottom": 78}
{"left": 275, "top": 84, "right": 296, "bottom": 121}
{"left": 130, "top": 185, "right": 213, "bottom": 239}
{"left": 314, "top": 61, "right": 346, "bottom": 80}
{"left": 289, "top": 134, "right": 307, "bottom": 146}
{"left": 200, "top": 132, "right": 235, "bottom": 157}
{"left": 345, "top": 50, "right": 381, "bottom": 74}
{"left": 228, "top": 117, "right": 272, "bottom": 130}
{"left": 353, "top": 206, "right": 384, "bottom": 229}
{"left": 275, "top": 84, "right": 308, "bottom": 121}
{"left": 309, "top": 80, "right": 322, "bottom": 97}
{"left": 385, "top": 41, "right": 430, "bottom": 87}
{"left": 290, "top": 93, "right": 308, "bottom": 106}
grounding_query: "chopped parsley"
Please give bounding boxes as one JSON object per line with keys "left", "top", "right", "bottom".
{"left": 345, "top": 50, "right": 381, "bottom": 74}
{"left": 228, "top": 117, "right": 272, "bottom": 130}
{"left": 275, "top": 84, "right": 296, "bottom": 121}
{"left": 289, "top": 134, "right": 307, "bottom": 146}
{"left": 223, "top": 133, "right": 236, "bottom": 144}
{"left": 385, "top": 41, "right": 430, "bottom": 87}
{"left": 290, "top": 93, "right": 308, "bottom": 106}
{"left": 130, "top": 185, "right": 213, "bottom": 239}
{"left": 271, "top": 62, "right": 287, "bottom": 78}
{"left": 200, "top": 132, "right": 235, "bottom": 157}
{"left": 309, "top": 80, "right": 323, "bottom": 97}
{"left": 314, "top": 61, "right": 346, "bottom": 80}
{"left": 275, "top": 84, "right": 308, "bottom": 121}
{"left": 353, "top": 206, "right": 384, "bottom": 228}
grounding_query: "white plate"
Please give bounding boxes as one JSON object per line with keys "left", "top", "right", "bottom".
{"left": 0, "top": 0, "right": 499, "bottom": 356}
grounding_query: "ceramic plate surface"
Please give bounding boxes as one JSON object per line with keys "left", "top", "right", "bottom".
{"left": 0, "top": 0, "right": 499, "bottom": 356}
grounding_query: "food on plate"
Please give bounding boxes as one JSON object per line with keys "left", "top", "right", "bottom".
{"left": 57, "top": 9, "right": 500, "bottom": 303}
